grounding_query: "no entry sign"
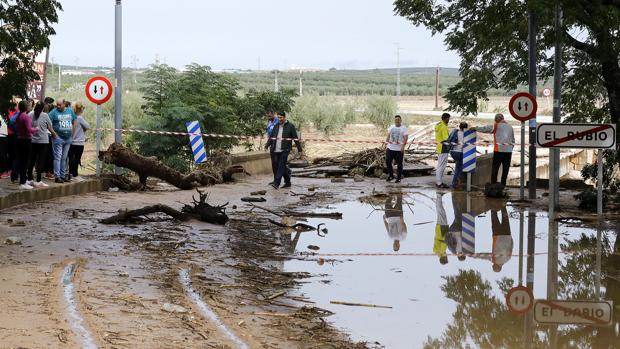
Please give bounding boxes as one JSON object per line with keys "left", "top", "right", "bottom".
{"left": 537, "top": 123, "right": 617, "bottom": 149}
{"left": 509, "top": 92, "right": 537, "bottom": 122}
{"left": 534, "top": 300, "right": 613, "bottom": 326}
{"left": 542, "top": 88, "right": 552, "bottom": 97}
{"left": 85, "top": 76, "right": 113, "bottom": 105}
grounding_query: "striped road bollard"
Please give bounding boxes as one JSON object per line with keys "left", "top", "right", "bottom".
{"left": 185, "top": 121, "right": 207, "bottom": 164}
{"left": 463, "top": 129, "right": 477, "bottom": 192}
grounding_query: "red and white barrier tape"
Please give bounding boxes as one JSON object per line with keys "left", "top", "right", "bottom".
{"left": 97, "top": 128, "right": 526, "bottom": 148}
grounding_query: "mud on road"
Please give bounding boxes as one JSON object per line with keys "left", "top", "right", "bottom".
{"left": 0, "top": 176, "right": 378, "bottom": 349}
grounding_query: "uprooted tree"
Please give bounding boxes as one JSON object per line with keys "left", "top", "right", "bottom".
{"left": 101, "top": 189, "right": 228, "bottom": 225}
{"left": 99, "top": 143, "right": 246, "bottom": 190}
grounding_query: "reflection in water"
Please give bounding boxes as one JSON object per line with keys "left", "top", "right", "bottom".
{"left": 283, "top": 190, "right": 620, "bottom": 348}
{"left": 383, "top": 193, "right": 407, "bottom": 252}
{"left": 427, "top": 211, "right": 620, "bottom": 348}
{"left": 435, "top": 193, "right": 449, "bottom": 264}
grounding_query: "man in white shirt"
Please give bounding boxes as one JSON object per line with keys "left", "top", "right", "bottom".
{"left": 385, "top": 115, "right": 408, "bottom": 183}
{"left": 472, "top": 114, "right": 516, "bottom": 187}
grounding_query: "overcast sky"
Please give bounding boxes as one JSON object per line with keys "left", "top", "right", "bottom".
{"left": 48, "top": 0, "right": 459, "bottom": 70}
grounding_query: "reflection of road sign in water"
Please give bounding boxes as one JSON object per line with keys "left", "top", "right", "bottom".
{"left": 537, "top": 123, "right": 617, "bottom": 149}
{"left": 506, "top": 286, "right": 534, "bottom": 315}
{"left": 461, "top": 213, "right": 475, "bottom": 254}
{"left": 85, "top": 76, "right": 113, "bottom": 105}
{"left": 186, "top": 121, "right": 207, "bottom": 164}
{"left": 542, "top": 88, "right": 552, "bottom": 97}
{"left": 463, "top": 130, "right": 476, "bottom": 172}
{"left": 509, "top": 92, "right": 537, "bottom": 122}
{"left": 534, "top": 300, "right": 613, "bottom": 326}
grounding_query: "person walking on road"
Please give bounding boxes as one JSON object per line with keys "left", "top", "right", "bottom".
{"left": 472, "top": 113, "right": 515, "bottom": 187}
{"left": 14, "top": 100, "right": 38, "bottom": 190}
{"left": 265, "top": 110, "right": 280, "bottom": 185}
{"left": 68, "top": 102, "right": 89, "bottom": 180}
{"left": 385, "top": 115, "right": 408, "bottom": 183}
{"left": 435, "top": 113, "right": 450, "bottom": 188}
{"left": 448, "top": 122, "right": 468, "bottom": 189}
{"left": 48, "top": 98, "right": 77, "bottom": 183}
{"left": 28, "top": 101, "right": 57, "bottom": 188}
{"left": 266, "top": 112, "right": 302, "bottom": 189}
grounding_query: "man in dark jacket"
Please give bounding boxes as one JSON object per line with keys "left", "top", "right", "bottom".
{"left": 265, "top": 112, "right": 302, "bottom": 189}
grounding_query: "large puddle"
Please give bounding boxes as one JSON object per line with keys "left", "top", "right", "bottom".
{"left": 284, "top": 190, "right": 619, "bottom": 348}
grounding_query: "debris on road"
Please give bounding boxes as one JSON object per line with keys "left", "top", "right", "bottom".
{"left": 161, "top": 303, "right": 189, "bottom": 314}
{"left": 4, "top": 236, "right": 22, "bottom": 245}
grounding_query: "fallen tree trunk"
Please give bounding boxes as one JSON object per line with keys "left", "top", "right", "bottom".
{"left": 101, "top": 190, "right": 229, "bottom": 225}
{"left": 99, "top": 143, "right": 246, "bottom": 190}
{"left": 101, "top": 204, "right": 189, "bottom": 224}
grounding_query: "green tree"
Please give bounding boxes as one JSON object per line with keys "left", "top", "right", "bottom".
{"left": 131, "top": 64, "right": 295, "bottom": 171}
{"left": 364, "top": 95, "right": 396, "bottom": 131}
{"left": 393, "top": 0, "right": 620, "bottom": 141}
{"left": 0, "top": 0, "right": 62, "bottom": 116}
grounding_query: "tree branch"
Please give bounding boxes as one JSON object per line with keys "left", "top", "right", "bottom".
{"left": 564, "top": 32, "right": 597, "bottom": 54}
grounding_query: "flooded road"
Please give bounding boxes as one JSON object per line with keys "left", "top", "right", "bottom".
{"left": 284, "top": 190, "right": 620, "bottom": 348}
{"left": 0, "top": 176, "right": 618, "bottom": 348}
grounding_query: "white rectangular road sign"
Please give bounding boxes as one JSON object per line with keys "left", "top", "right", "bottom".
{"left": 534, "top": 299, "right": 613, "bottom": 326}
{"left": 537, "top": 123, "right": 616, "bottom": 149}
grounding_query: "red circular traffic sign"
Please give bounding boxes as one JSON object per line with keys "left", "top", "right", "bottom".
{"left": 506, "top": 285, "right": 534, "bottom": 315}
{"left": 508, "top": 92, "right": 537, "bottom": 122}
{"left": 542, "top": 88, "right": 552, "bottom": 97}
{"left": 85, "top": 76, "right": 113, "bottom": 105}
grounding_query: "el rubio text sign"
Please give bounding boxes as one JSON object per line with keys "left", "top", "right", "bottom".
{"left": 537, "top": 123, "right": 616, "bottom": 149}
{"left": 534, "top": 300, "right": 613, "bottom": 326}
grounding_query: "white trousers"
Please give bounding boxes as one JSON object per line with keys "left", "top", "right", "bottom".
{"left": 436, "top": 153, "right": 449, "bottom": 185}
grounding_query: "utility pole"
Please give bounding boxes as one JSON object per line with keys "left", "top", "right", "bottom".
{"left": 274, "top": 70, "right": 279, "bottom": 92}
{"left": 74, "top": 56, "right": 79, "bottom": 71}
{"left": 299, "top": 69, "right": 303, "bottom": 96}
{"left": 58, "top": 63, "right": 61, "bottom": 91}
{"left": 131, "top": 55, "right": 138, "bottom": 84}
{"left": 550, "top": 2, "right": 562, "bottom": 215}
{"left": 41, "top": 47, "right": 50, "bottom": 99}
{"left": 258, "top": 56, "right": 261, "bottom": 71}
{"left": 395, "top": 43, "right": 402, "bottom": 103}
{"left": 528, "top": 10, "right": 538, "bottom": 200}
{"left": 434, "top": 66, "right": 440, "bottom": 110}
{"left": 114, "top": 0, "right": 123, "bottom": 173}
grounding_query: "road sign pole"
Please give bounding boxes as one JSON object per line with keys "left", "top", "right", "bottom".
{"left": 597, "top": 150, "right": 603, "bottom": 216}
{"left": 550, "top": 1, "right": 563, "bottom": 217}
{"left": 528, "top": 10, "right": 538, "bottom": 201}
{"left": 520, "top": 121, "right": 525, "bottom": 200}
{"left": 114, "top": 0, "right": 123, "bottom": 175}
{"left": 467, "top": 173, "right": 471, "bottom": 192}
{"left": 596, "top": 149, "right": 603, "bottom": 299}
{"left": 518, "top": 210, "right": 524, "bottom": 285}
{"left": 95, "top": 105, "right": 103, "bottom": 176}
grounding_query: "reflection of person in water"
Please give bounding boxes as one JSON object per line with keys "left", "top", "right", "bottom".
{"left": 447, "top": 192, "right": 467, "bottom": 261}
{"left": 491, "top": 207, "right": 513, "bottom": 272}
{"left": 383, "top": 194, "right": 407, "bottom": 251}
{"left": 434, "top": 193, "right": 449, "bottom": 264}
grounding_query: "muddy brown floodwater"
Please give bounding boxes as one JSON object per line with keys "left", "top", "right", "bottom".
{"left": 0, "top": 175, "right": 619, "bottom": 349}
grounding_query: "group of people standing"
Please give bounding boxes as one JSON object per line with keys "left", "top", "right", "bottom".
{"left": 384, "top": 112, "right": 515, "bottom": 189}
{"left": 1, "top": 97, "right": 90, "bottom": 190}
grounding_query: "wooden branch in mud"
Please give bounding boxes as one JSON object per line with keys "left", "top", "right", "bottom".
{"left": 329, "top": 300, "right": 392, "bottom": 309}
{"left": 100, "top": 204, "right": 189, "bottom": 224}
{"left": 282, "top": 210, "right": 343, "bottom": 219}
{"left": 99, "top": 143, "right": 245, "bottom": 190}
{"left": 267, "top": 219, "right": 316, "bottom": 232}
{"left": 249, "top": 203, "right": 283, "bottom": 217}
{"left": 101, "top": 190, "right": 228, "bottom": 225}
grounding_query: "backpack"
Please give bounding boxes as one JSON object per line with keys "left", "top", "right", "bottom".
{"left": 446, "top": 129, "right": 459, "bottom": 151}
{"left": 8, "top": 111, "right": 19, "bottom": 132}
